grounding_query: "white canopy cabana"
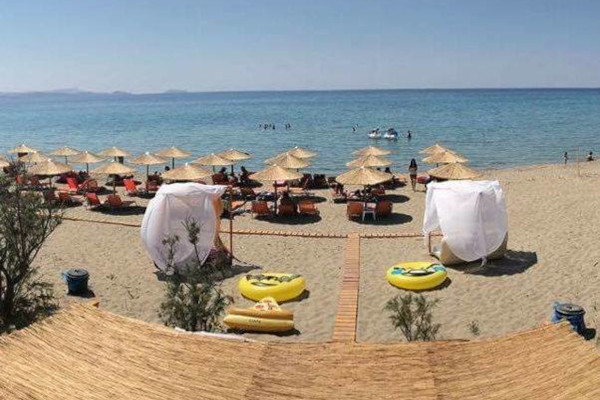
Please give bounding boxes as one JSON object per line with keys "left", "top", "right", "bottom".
{"left": 140, "top": 183, "right": 226, "bottom": 273}
{"left": 423, "top": 180, "right": 508, "bottom": 264}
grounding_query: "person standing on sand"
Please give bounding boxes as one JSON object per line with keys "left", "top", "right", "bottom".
{"left": 564, "top": 152, "right": 568, "bottom": 165}
{"left": 409, "top": 158, "right": 418, "bottom": 191}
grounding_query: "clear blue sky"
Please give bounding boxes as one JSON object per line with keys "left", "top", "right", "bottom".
{"left": 1, "top": 0, "right": 599, "bottom": 92}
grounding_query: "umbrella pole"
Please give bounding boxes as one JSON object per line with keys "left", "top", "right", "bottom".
{"left": 146, "top": 165, "right": 150, "bottom": 179}
{"left": 86, "top": 163, "right": 89, "bottom": 174}
{"left": 65, "top": 156, "right": 68, "bottom": 164}
{"left": 172, "top": 158, "right": 175, "bottom": 169}
{"left": 274, "top": 184, "right": 278, "bottom": 214}
{"left": 230, "top": 165, "right": 234, "bottom": 175}
{"left": 229, "top": 186, "right": 233, "bottom": 266}
{"left": 113, "top": 180, "right": 116, "bottom": 194}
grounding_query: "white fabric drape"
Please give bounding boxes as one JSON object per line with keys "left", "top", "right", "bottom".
{"left": 141, "top": 183, "right": 226, "bottom": 272}
{"left": 423, "top": 180, "right": 508, "bottom": 262}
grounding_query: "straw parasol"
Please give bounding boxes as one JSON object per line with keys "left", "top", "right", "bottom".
{"left": 287, "top": 146, "right": 317, "bottom": 159}
{"left": 420, "top": 143, "right": 451, "bottom": 155}
{"left": 192, "top": 153, "right": 234, "bottom": 172}
{"left": 70, "top": 151, "right": 106, "bottom": 173}
{"left": 9, "top": 144, "right": 37, "bottom": 154}
{"left": 162, "top": 163, "right": 212, "bottom": 182}
{"left": 19, "top": 152, "right": 51, "bottom": 164}
{"left": 91, "top": 161, "right": 136, "bottom": 193}
{"left": 218, "top": 148, "right": 251, "bottom": 174}
{"left": 156, "top": 146, "right": 191, "bottom": 169}
{"left": 265, "top": 152, "right": 310, "bottom": 169}
{"left": 0, "top": 156, "right": 8, "bottom": 169}
{"left": 346, "top": 154, "right": 392, "bottom": 168}
{"left": 336, "top": 166, "right": 393, "bottom": 206}
{"left": 50, "top": 146, "right": 80, "bottom": 163}
{"left": 422, "top": 150, "right": 468, "bottom": 164}
{"left": 28, "top": 160, "right": 72, "bottom": 186}
{"left": 249, "top": 165, "right": 303, "bottom": 213}
{"left": 427, "top": 162, "right": 481, "bottom": 181}
{"left": 353, "top": 145, "right": 391, "bottom": 157}
{"left": 99, "top": 147, "right": 131, "bottom": 160}
{"left": 130, "top": 152, "right": 167, "bottom": 178}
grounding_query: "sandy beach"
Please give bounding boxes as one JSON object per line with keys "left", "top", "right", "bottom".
{"left": 34, "top": 160, "right": 600, "bottom": 342}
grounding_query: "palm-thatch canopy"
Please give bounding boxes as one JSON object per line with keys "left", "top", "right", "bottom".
{"left": 28, "top": 160, "right": 72, "bottom": 176}
{"left": 422, "top": 150, "right": 468, "bottom": 164}
{"left": 162, "top": 163, "right": 212, "bottom": 181}
{"left": 99, "top": 147, "right": 131, "bottom": 158}
{"left": 70, "top": 151, "right": 106, "bottom": 164}
{"left": 287, "top": 146, "right": 317, "bottom": 159}
{"left": 218, "top": 148, "right": 252, "bottom": 161}
{"left": 50, "top": 146, "right": 80, "bottom": 157}
{"left": 8, "top": 144, "right": 37, "bottom": 154}
{"left": 0, "top": 156, "right": 9, "bottom": 168}
{"left": 427, "top": 162, "right": 481, "bottom": 180}
{"left": 0, "top": 305, "right": 598, "bottom": 399}
{"left": 353, "top": 145, "right": 391, "bottom": 157}
{"left": 346, "top": 154, "right": 392, "bottom": 168}
{"left": 130, "top": 152, "right": 167, "bottom": 166}
{"left": 91, "top": 161, "right": 136, "bottom": 175}
{"left": 249, "top": 165, "right": 303, "bottom": 182}
{"left": 420, "top": 143, "right": 451, "bottom": 155}
{"left": 192, "top": 153, "right": 235, "bottom": 166}
{"left": 265, "top": 153, "right": 310, "bottom": 169}
{"left": 336, "top": 166, "right": 392, "bottom": 186}
{"left": 156, "top": 146, "right": 191, "bottom": 159}
{"left": 19, "top": 152, "right": 51, "bottom": 164}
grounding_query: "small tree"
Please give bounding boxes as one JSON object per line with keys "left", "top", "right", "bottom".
{"left": 0, "top": 175, "right": 60, "bottom": 332}
{"left": 384, "top": 293, "right": 441, "bottom": 341}
{"left": 159, "top": 220, "right": 232, "bottom": 332}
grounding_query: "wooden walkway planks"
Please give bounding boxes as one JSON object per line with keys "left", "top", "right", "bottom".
{"left": 332, "top": 233, "right": 361, "bottom": 342}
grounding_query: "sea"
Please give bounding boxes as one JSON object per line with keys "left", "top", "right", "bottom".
{"left": 1, "top": 89, "right": 599, "bottom": 175}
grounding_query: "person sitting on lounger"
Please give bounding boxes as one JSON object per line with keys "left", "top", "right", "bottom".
{"left": 587, "top": 151, "right": 594, "bottom": 161}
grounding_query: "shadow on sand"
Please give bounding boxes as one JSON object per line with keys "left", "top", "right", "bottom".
{"left": 353, "top": 213, "right": 413, "bottom": 226}
{"left": 455, "top": 250, "right": 538, "bottom": 276}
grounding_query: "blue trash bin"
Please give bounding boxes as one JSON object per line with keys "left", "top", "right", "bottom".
{"left": 552, "top": 302, "right": 586, "bottom": 334}
{"left": 63, "top": 269, "right": 89, "bottom": 295}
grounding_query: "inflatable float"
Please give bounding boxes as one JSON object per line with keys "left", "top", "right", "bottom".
{"left": 386, "top": 261, "right": 447, "bottom": 290}
{"left": 223, "top": 297, "right": 294, "bottom": 333}
{"left": 239, "top": 273, "right": 306, "bottom": 302}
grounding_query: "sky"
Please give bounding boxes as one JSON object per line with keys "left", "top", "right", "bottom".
{"left": 0, "top": 0, "right": 599, "bottom": 93}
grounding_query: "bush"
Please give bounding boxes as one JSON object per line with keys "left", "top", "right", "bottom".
{"left": 0, "top": 174, "right": 60, "bottom": 332}
{"left": 159, "top": 220, "right": 232, "bottom": 332}
{"left": 384, "top": 293, "right": 441, "bottom": 341}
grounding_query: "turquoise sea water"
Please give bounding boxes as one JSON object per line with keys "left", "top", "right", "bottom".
{"left": 1, "top": 89, "right": 599, "bottom": 174}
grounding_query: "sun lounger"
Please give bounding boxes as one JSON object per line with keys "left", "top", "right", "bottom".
{"left": 106, "top": 194, "right": 137, "bottom": 210}
{"left": 346, "top": 201, "right": 364, "bottom": 220}
{"left": 278, "top": 203, "right": 296, "bottom": 217}
{"left": 298, "top": 200, "right": 320, "bottom": 216}
{"left": 124, "top": 178, "right": 144, "bottom": 196}
{"left": 85, "top": 193, "right": 105, "bottom": 210}
{"left": 430, "top": 234, "right": 508, "bottom": 265}
{"left": 250, "top": 201, "right": 273, "bottom": 218}
{"left": 146, "top": 180, "right": 160, "bottom": 193}
{"left": 58, "top": 191, "right": 83, "bottom": 206}
{"left": 375, "top": 200, "right": 392, "bottom": 217}
{"left": 240, "top": 187, "right": 258, "bottom": 200}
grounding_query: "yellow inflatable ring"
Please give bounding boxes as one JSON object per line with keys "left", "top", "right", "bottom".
{"left": 386, "top": 261, "right": 447, "bottom": 291}
{"left": 224, "top": 297, "right": 295, "bottom": 333}
{"left": 239, "top": 273, "right": 306, "bottom": 302}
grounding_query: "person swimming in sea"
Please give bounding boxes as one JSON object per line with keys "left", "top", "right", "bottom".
{"left": 407, "top": 130, "right": 412, "bottom": 140}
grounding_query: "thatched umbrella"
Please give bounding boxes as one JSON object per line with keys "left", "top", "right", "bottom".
{"left": 99, "top": 147, "right": 131, "bottom": 162}
{"left": 0, "top": 156, "right": 8, "bottom": 169}
{"left": 265, "top": 152, "right": 310, "bottom": 169}
{"left": 70, "top": 151, "right": 106, "bottom": 174}
{"left": 9, "top": 144, "right": 37, "bottom": 155}
{"left": 346, "top": 154, "right": 392, "bottom": 168}
{"left": 427, "top": 162, "right": 481, "bottom": 181}
{"left": 156, "top": 146, "right": 191, "bottom": 169}
{"left": 162, "top": 163, "right": 212, "bottom": 182}
{"left": 50, "top": 146, "right": 80, "bottom": 163}
{"left": 353, "top": 145, "right": 391, "bottom": 157}
{"left": 249, "top": 165, "right": 303, "bottom": 213}
{"left": 19, "top": 152, "right": 51, "bottom": 164}
{"left": 422, "top": 150, "right": 468, "bottom": 164}
{"left": 420, "top": 143, "right": 450, "bottom": 155}
{"left": 91, "top": 161, "right": 136, "bottom": 193}
{"left": 130, "top": 152, "right": 167, "bottom": 178}
{"left": 192, "top": 153, "right": 234, "bottom": 172}
{"left": 28, "top": 160, "right": 72, "bottom": 186}
{"left": 336, "top": 166, "right": 393, "bottom": 206}
{"left": 218, "top": 148, "right": 251, "bottom": 174}
{"left": 287, "top": 146, "right": 317, "bottom": 159}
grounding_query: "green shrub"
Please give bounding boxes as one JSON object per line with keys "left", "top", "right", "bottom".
{"left": 384, "top": 293, "right": 441, "bottom": 341}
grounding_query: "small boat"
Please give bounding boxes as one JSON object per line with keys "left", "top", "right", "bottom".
{"left": 383, "top": 128, "right": 398, "bottom": 140}
{"left": 368, "top": 128, "right": 381, "bottom": 139}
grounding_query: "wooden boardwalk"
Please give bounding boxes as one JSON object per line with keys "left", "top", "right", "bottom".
{"left": 331, "top": 233, "right": 361, "bottom": 342}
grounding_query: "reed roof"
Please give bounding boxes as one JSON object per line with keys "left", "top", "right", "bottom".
{"left": 0, "top": 305, "right": 598, "bottom": 399}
